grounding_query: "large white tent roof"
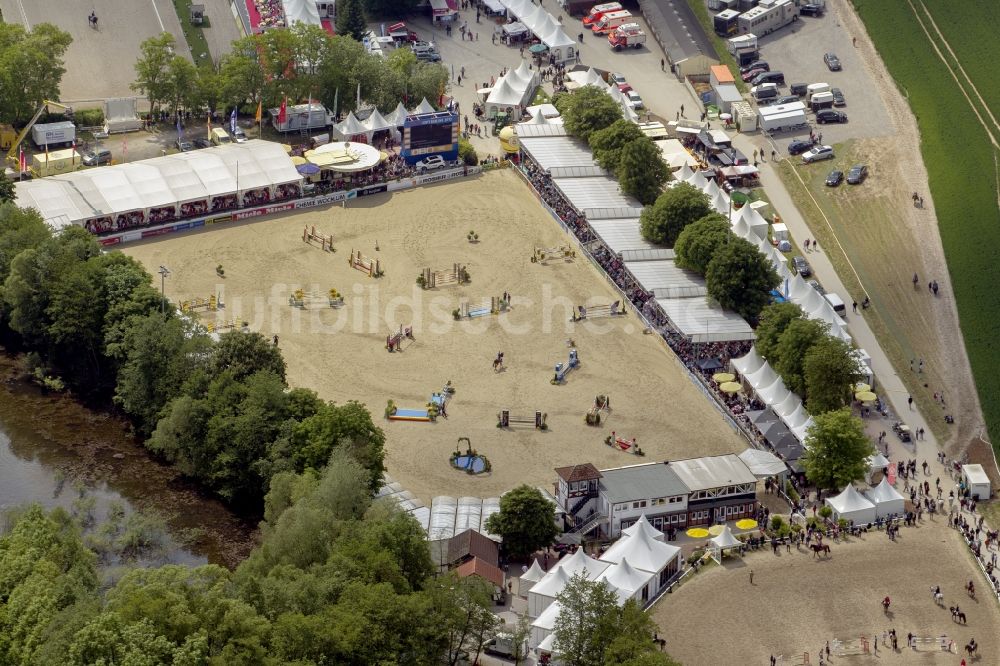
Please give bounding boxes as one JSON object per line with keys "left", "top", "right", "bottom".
{"left": 553, "top": 176, "right": 640, "bottom": 212}
{"left": 732, "top": 346, "right": 765, "bottom": 377}
{"left": 710, "top": 525, "right": 742, "bottom": 550}
{"left": 738, "top": 448, "right": 787, "bottom": 477}
{"left": 529, "top": 564, "right": 572, "bottom": 599}
{"left": 622, "top": 515, "right": 665, "bottom": 542}
{"left": 521, "top": 559, "right": 547, "bottom": 583}
{"left": 866, "top": 477, "right": 905, "bottom": 504}
{"left": 826, "top": 484, "right": 876, "bottom": 521}
{"left": 628, "top": 260, "right": 707, "bottom": 299}
{"left": 282, "top": 0, "right": 321, "bottom": 25}
{"left": 486, "top": 78, "right": 523, "bottom": 106}
{"left": 588, "top": 218, "right": 657, "bottom": 253}
{"left": 597, "top": 557, "right": 655, "bottom": 594}
{"left": 517, "top": 136, "right": 599, "bottom": 171}
{"left": 14, "top": 140, "right": 301, "bottom": 227}
{"left": 553, "top": 547, "right": 611, "bottom": 580}
{"left": 656, "top": 296, "right": 755, "bottom": 343}
{"left": 413, "top": 98, "right": 436, "bottom": 114}
{"left": 599, "top": 528, "right": 680, "bottom": 574}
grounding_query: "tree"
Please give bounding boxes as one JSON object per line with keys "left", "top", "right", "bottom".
{"left": 804, "top": 336, "right": 864, "bottom": 413}
{"left": 589, "top": 119, "right": 645, "bottom": 173}
{"left": 773, "top": 318, "right": 828, "bottom": 395}
{"left": 484, "top": 485, "right": 558, "bottom": 559}
{"left": 553, "top": 573, "right": 620, "bottom": 666}
{"left": 363, "top": 0, "right": 421, "bottom": 17}
{"left": 0, "top": 23, "right": 73, "bottom": 123}
{"left": 165, "top": 55, "right": 200, "bottom": 117}
{"left": 801, "top": 408, "right": 873, "bottom": 489}
{"left": 754, "top": 301, "right": 804, "bottom": 361}
{"left": 426, "top": 573, "right": 497, "bottom": 666}
{"left": 0, "top": 174, "right": 14, "bottom": 204}
{"left": 673, "top": 213, "right": 731, "bottom": 274}
{"left": 604, "top": 600, "right": 682, "bottom": 666}
{"left": 559, "top": 85, "right": 623, "bottom": 142}
{"left": 210, "top": 330, "right": 286, "bottom": 383}
{"left": 0, "top": 204, "right": 50, "bottom": 285}
{"left": 705, "top": 237, "right": 780, "bottom": 321}
{"left": 131, "top": 33, "right": 177, "bottom": 116}
{"left": 218, "top": 40, "right": 265, "bottom": 109}
{"left": 287, "top": 400, "right": 386, "bottom": 490}
{"left": 336, "top": 0, "right": 369, "bottom": 41}
{"left": 640, "top": 183, "right": 712, "bottom": 246}
{"left": 617, "top": 138, "right": 670, "bottom": 205}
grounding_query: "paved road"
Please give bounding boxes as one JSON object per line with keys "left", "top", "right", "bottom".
{"left": 195, "top": 0, "right": 243, "bottom": 63}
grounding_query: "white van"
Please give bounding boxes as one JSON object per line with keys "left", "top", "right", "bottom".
{"left": 806, "top": 82, "right": 830, "bottom": 103}
{"left": 825, "top": 292, "right": 847, "bottom": 316}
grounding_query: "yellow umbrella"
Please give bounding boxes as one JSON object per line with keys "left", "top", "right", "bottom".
{"left": 281, "top": 144, "right": 293, "bottom": 154}
{"left": 708, "top": 524, "right": 725, "bottom": 536}
{"left": 855, "top": 390, "right": 877, "bottom": 402}
{"left": 720, "top": 382, "right": 743, "bottom": 394}
{"left": 735, "top": 518, "right": 758, "bottom": 530}
{"left": 379, "top": 150, "right": 389, "bottom": 163}
{"left": 712, "top": 372, "right": 735, "bottom": 383}
{"left": 855, "top": 383, "right": 871, "bottom": 392}
{"left": 686, "top": 527, "right": 710, "bottom": 538}
{"left": 291, "top": 156, "right": 307, "bottom": 165}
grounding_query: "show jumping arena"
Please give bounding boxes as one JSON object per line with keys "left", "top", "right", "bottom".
{"left": 122, "top": 169, "right": 746, "bottom": 503}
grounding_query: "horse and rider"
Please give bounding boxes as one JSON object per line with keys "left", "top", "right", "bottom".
{"left": 88, "top": 11, "right": 99, "bottom": 29}
{"left": 882, "top": 596, "right": 891, "bottom": 614}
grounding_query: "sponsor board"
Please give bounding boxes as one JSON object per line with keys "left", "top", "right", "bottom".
{"left": 295, "top": 191, "right": 347, "bottom": 210}
{"left": 122, "top": 231, "right": 143, "bottom": 243}
{"left": 355, "top": 184, "right": 388, "bottom": 197}
{"left": 233, "top": 202, "right": 295, "bottom": 221}
{"left": 387, "top": 179, "right": 416, "bottom": 192}
{"left": 191, "top": 219, "right": 205, "bottom": 229}
{"left": 205, "top": 213, "right": 233, "bottom": 225}
{"left": 99, "top": 236, "right": 121, "bottom": 247}
{"left": 173, "top": 222, "right": 191, "bottom": 231}
{"left": 142, "top": 226, "right": 174, "bottom": 239}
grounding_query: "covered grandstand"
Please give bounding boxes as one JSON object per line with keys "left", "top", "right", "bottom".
{"left": 14, "top": 140, "right": 303, "bottom": 235}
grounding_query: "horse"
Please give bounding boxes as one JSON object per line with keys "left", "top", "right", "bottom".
{"left": 492, "top": 352, "right": 504, "bottom": 372}
{"left": 965, "top": 639, "right": 978, "bottom": 658}
{"left": 950, "top": 606, "right": 967, "bottom": 624}
{"left": 810, "top": 543, "right": 831, "bottom": 558}
{"left": 88, "top": 12, "right": 99, "bottom": 29}
{"left": 930, "top": 586, "right": 944, "bottom": 605}
{"left": 966, "top": 580, "right": 976, "bottom": 599}
{"left": 882, "top": 596, "right": 891, "bottom": 614}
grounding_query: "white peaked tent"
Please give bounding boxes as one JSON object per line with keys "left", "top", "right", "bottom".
{"left": 865, "top": 477, "right": 905, "bottom": 518}
{"left": 758, "top": 377, "right": 791, "bottom": 408}
{"left": 413, "top": 98, "right": 436, "bottom": 114}
{"left": 783, "top": 403, "right": 810, "bottom": 430}
{"left": 623, "top": 515, "right": 665, "bottom": 541}
{"left": 599, "top": 529, "right": 680, "bottom": 592}
{"left": 712, "top": 189, "right": 730, "bottom": 214}
{"left": 519, "top": 559, "right": 546, "bottom": 596}
{"left": 709, "top": 525, "right": 742, "bottom": 562}
{"left": 386, "top": 102, "right": 408, "bottom": 127}
{"left": 826, "top": 485, "right": 877, "bottom": 524}
{"left": 597, "top": 557, "right": 655, "bottom": 600}
{"left": 774, "top": 392, "right": 802, "bottom": 420}
{"left": 537, "top": 632, "right": 561, "bottom": 656}
{"left": 792, "top": 417, "right": 814, "bottom": 443}
{"left": 703, "top": 178, "right": 721, "bottom": 200}
{"left": 732, "top": 346, "right": 764, "bottom": 377}
{"left": 502, "top": 0, "right": 529, "bottom": 16}
{"left": 335, "top": 112, "right": 367, "bottom": 138}
{"left": 515, "top": 60, "right": 539, "bottom": 88}
{"left": 676, "top": 164, "right": 694, "bottom": 182}
{"left": 738, "top": 204, "right": 769, "bottom": 240}
{"left": 732, "top": 215, "right": 751, "bottom": 240}
{"left": 363, "top": 108, "right": 396, "bottom": 134}
{"left": 535, "top": 14, "right": 558, "bottom": 39}
{"left": 555, "top": 546, "right": 610, "bottom": 580}
{"left": 282, "top": 0, "right": 321, "bottom": 25}
{"left": 866, "top": 452, "right": 890, "bottom": 483}
{"left": 527, "top": 566, "right": 570, "bottom": 617}
{"left": 688, "top": 170, "right": 708, "bottom": 189}
{"left": 530, "top": 600, "right": 561, "bottom": 648}
{"left": 487, "top": 78, "right": 521, "bottom": 107}
{"left": 543, "top": 27, "right": 575, "bottom": 58}
{"left": 786, "top": 273, "right": 813, "bottom": 300}
{"left": 526, "top": 108, "right": 549, "bottom": 124}
{"left": 747, "top": 361, "right": 778, "bottom": 391}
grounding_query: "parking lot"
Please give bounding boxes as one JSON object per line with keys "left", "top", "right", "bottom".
{"left": 753, "top": 8, "right": 891, "bottom": 146}
{"left": 0, "top": 0, "right": 190, "bottom": 104}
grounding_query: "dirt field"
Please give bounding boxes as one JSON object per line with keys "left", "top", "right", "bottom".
{"left": 654, "top": 518, "right": 999, "bottom": 664}
{"left": 122, "top": 170, "right": 746, "bottom": 504}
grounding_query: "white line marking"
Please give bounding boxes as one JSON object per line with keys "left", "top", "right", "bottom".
{"left": 149, "top": 0, "right": 166, "bottom": 32}
{"left": 15, "top": 0, "right": 31, "bottom": 28}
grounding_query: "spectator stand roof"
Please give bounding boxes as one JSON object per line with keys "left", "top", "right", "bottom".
{"left": 515, "top": 122, "right": 569, "bottom": 138}
{"left": 552, "top": 176, "right": 641, "bottom": 214}
{"left": 625, "top": 259, "right": 707, "bottom": 299}
{"left": 14, "top": 140, "right": 301, "bottom": 228}
{"left": 655, "top": 296, "right": 754, "bottom": 342}
{"left": 588, "top": 218, "right": 657, "bottom": 253}
{"left": 517, "top": 135, "right": 600, "bottom": 173}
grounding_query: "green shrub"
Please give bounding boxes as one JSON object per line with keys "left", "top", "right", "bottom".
{"left": 458, "top": 138, "right": 479, "bottom": 166}
{"left": 74, "top": 108, "right": 105, "bottom": 127}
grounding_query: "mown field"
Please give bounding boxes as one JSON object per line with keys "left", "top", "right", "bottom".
{"left": 852, "top": 0, "right": 1000, "bottom": 448}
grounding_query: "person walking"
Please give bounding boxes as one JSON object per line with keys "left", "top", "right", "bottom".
{"left": 749, "top": 569, "right": 754, "bottom": 584}
{"left": 660, "top": 58, "right": 665, "bottom": 71}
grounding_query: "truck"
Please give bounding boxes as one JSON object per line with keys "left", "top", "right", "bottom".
{"left": 270, "top": 103, "right": 334, "bottom": 133}
{"left": 590, "top": 9, "right": 632, "bottom": 35}
{"left": 387, "top": 21, "right": 418, "bottom": 43}
{"left": 714, "top": 9, "right": 741, "bottom": 36}
{"left": 737, "top": 0, "right": 797, "bottom": 36}
{"left": 31, "top": 121, "right": 76, "bottom": 149}
{"left": 583, "top": 2, "right": 621, "bottom": 27}
{"left": 726, "top": 33, "right": 760, "bottom": 66}
{"left": 757, "top": 101, "right": 808, "bottom": 133}
{"left": 608, "top": 24, "right": 646, "bottom": 50}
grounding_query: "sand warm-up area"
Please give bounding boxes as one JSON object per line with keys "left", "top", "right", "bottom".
{"left": 123, "top": 170, "right": 745, "bottom": 503}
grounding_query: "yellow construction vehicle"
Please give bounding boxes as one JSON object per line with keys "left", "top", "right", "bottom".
{"left": 5, "top": 100, "right": 73, "bottom": 167}
{"left": 0, "top": 124, "right": 16, "bottom": 152}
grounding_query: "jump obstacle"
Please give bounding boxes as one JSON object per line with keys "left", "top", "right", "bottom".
{"left": 302, "top": 225, "right": 334, "bottom": 252}
{"left": 551, "top": 349, "right": 580, "bottom": 384}
{"left": 530, "top": 245, "right": 576, "bottom": 264}
{"left": 831, "top": 637, "right": 870, "bottom": 656}
{"left": 288, "top": 288, "right": 344, "bottom": 309}
{"left": 571, "top": 300, "right": 625, "bottom": 322}
{"left": 205, "top": 319, "right": 243, "bottom": 333}
{"left": 497, "top": 410, "right": 547, "bottom": 429}
{"left": 348, "top": 249, "right": 383, "bottom": 277}
{"left": 585, "top": 394, "right": 611, "bottom": 426}
{"left": 386, "top": 325, "right": 415, "bottom": 352}
{"left": 421, "top": 264, "right": 469, "bottom": 289}
{"left": 386, "top": 388, "right": 449, "bottom": 423}
{"left": 458, "top": 296, "right": 509, "bottom": 319}
{"left": 180, "top": 294, "right": 221, "bottom": 312}
{"left": 605, "top": 431, "right": 644, "bottom": 456}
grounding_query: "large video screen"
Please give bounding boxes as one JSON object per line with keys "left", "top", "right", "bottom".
{"left": 409, "top": 123, "right": 454, "bottom": 149}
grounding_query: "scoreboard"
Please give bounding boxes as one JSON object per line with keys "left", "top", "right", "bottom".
{"left": 402, "top": 111, "right": 460, "bottom": 163}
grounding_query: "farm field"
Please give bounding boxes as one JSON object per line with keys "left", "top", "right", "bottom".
{"left": 850, "top": 0, "right": 1000, "bottom": 454}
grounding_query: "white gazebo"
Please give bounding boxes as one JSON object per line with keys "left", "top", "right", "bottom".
{"left": 864, "top": 477, "right": 905, "bottom": 519}
{"left": 622, "top": 515, "right": 665, "bottom": 542}
{"left": 865, "top": 452, "right": 890, "bottom": 484}
{"left": 709, "top": 525, "right": 742, "bottom": 563}
{"left": 519, "top": 558, "right": 546, "bottom": 596}
{"left": 825, "top": 484, "right": 876, "bottom": 525}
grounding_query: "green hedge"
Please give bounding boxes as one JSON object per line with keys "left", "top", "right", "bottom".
{"left": 74, "top": 109, "right": 105, "bottom": 127}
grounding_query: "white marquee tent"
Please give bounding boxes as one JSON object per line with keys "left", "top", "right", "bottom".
{"left": 656, "top": 296, "right": 755, "bottom": 343}
{"left": 282, "top": 0, "right": 321, "bottom": 25}
{"left": 826, "top": 485, "right": 877, "bottom": 525}
{"left": 865, "top": 477, "right": 905, "bottom": 518}
{"left": 519, "top": 559, "right": 547, "bottom": 596}
{"left": 622, "top": 515, "right": 665, "bottom": 542}
{"left": 866, "top": 452, "right": 890, "bottom": 483}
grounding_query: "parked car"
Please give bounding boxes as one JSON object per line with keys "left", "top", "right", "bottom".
{"left": 415, "top": 155, "right": 447, "bottom": 171}
{"left": 740, "top": 60, "right": 768, "bottom": 74}
{"left": 847, "top": 164, "right": 869, "bottom": 184}
{"left": 752, "top": 71, "right": 785, "bottom": 86}
{"left": 831, "top": 88, "right": 846, "bottom": 106}
{"left": 790, "top": 82, "right": 809, "bottom": 97}
{"left": 825, "top": 169, "right": 844, "bottom": 187}
{"left": 892, "top": 421, "right": 912, "bottom": 442}
{"left": 610, "top": 72, "right": 628, "bottom": 86}
{"left": 175, "top": 139, "right": 195, "bottom": 152}
{"left": 799, "top": 3, "right": 824, "bottom": 16}
{"left": 802, "top": 145, "right": 834, "bottom": 163}
{"left": 625, "top": 90, "right": 644, "bottom": 110}
{"left": 788, "top": 138, "right": 815, "bottom": 155}
{"left": 807, "top": 279, "right": 826, "bottom": 295}
{"left": 793, "top": 255, "right": 812, "bottom": 277}
{"left": 230, "top": 126, "right": 247, "bottom": 143}
{"left": 193, "top": 138, "right": 212, "bottom": 149}
{"left": 82, "top": 148, "right": 113, "bottom": 166}
{"left": 816, "top": 109, "right": 847, "bottom": 124}
{"left": 824, "top": 52, "right": 842, "bottom": 71}
{"left": 415, "top": 50, "right": 441, "bottom": 62}
{"left": 775, "top": 95, "right": 800, "bottom": 105}
{"left": 741, "top": 67, "right": 767, "bottom": 83}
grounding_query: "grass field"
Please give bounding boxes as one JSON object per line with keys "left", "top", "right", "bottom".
{"left": 172, "top": 0, "right": 213, "bottom": 64}
{"left": 852, "top": 0, "right": 1000, "bottom": 450}
{"left": 684, "top": 0, "right": 747, "bottom": 93}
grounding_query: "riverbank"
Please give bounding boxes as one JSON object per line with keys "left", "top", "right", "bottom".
{"left": 0, "top": 351, "right": 257, "bottom": 568}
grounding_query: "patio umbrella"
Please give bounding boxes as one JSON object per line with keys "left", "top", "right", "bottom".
{"left": 529, "top": 43, "right": 549, "bottom": 54}
{"left": 281, "top": 144, "right": 293, "bottom": 154}
{"left": 296, "top": 163, "right": 321, "bottom": 175}
{"left": 735, "top": 518, "right": 758, "bottom": 530}
{"left": 379, "top": 150, "right": 390, "bottom": 163}
{"left": 291, "top": 156, "right": 307, "bottom": 165}
{"left": 712, "top": 372, "right": 735, "bottom": 383}
{"left": 720, "top": 382, "right": 743, "bottom": 394}
{"left": 855, "top": 390, "right": 877, "bottom": 402}
{"left": 856, "top": 383, "right": 871, "bottom": 392}
{"left": 686, "top": 527, "right": 710, "bottom": 538}
{"left": 477, "top": 87, "right": 493, "bottom": 94}
{"left": 708, "top": 524, "right": 725, "bottom": 536}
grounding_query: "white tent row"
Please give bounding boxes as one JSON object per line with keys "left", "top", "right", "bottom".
{"left": 825, "top": 484, "right": 876, "bottom": 524}
{"left": 782, "top": 273, "right": 851, "bottom": 342}
{"left": 282, "top": 0, "right": 321, "bottom": 25}
{"left": 730, "top": 348, "right": 813, "bottom": 437}
{"left": 865, "top": 477, "right": 906, "bottom": 518}
{"left": 501, "top": 0, "right": 577, "bottom": 62}
{"left": 486, "top": 61, "right": 539, "bottom": 118}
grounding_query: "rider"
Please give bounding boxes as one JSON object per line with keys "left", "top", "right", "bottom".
{"left": 882, "top": 595, "right": 891, "bottom": 609}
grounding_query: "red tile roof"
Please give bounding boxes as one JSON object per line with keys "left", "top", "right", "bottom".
{"left": 457, "top": 556, "right": 505, "bottom": 588}
{"left": 555, "top": 463, "right": 602, "bottom": 483}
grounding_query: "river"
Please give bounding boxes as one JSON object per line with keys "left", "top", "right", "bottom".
{"left": 0, "top": 354, "right": 257, "bottom": 568}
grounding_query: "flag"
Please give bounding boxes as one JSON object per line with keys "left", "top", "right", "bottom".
{"left": 277, "top": 97, "right": 287, "bottom": 126}
{"left": 18, "top": 146, "right": 25, "bottom": 174}
{"left": 122, "top": 138, "right": 127, "bottom": 163}
{"left": 45, "top": 141, "right": 49, "bottom": 164}
{"left": 255, "top": 100, "right": 262, "bottom": 124}
{"left": 176, "top": 114, "right": 183, "bottom": 138}
{"left": 207, "top": 112, "right": 212, "bottom": 140}
{"left": 356, "top": 82, "right": 361, "bottom": 109}
{"left": 230, "top": 108, "right": 237, "bottom": 133}
{"left": 333, "top": 88, "right": 339, "bottom": 118}
{"left": 71, "top": 139, "right": 76, "bottom": 165}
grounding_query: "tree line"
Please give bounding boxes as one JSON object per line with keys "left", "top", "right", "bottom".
{"left": 131, "top": 24, "right": 449, "bottom": 122}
